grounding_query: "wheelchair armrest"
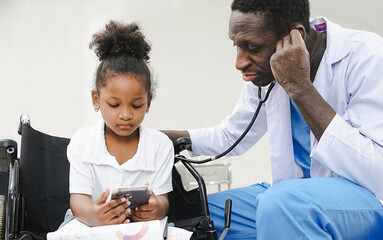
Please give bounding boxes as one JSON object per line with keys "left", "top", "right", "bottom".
{"left": 0, "top": 139, "right": 18, "bottom": 173}
{"left": 0, "top": 140, "right": 17, "bottom": 152}
{"left": 174, "top": 137, "right": 192, "bottom": 156}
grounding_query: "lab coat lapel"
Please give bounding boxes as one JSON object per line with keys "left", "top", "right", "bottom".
{"left": 266, "top": 83, "right": 298, "bottom": 183}
{"left": 310, "top": 17, "right": 350, "bottom": 103}
{"left": 310, "top": 18, "right": 351, "bottom": 177}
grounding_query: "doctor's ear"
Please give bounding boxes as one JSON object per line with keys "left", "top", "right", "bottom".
{"left": 291, "top": 24, "right": 306, "bottom": 40}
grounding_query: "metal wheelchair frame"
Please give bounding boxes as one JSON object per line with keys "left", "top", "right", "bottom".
{"left": 0, "top": 115, "right": 231, "bottom": 240}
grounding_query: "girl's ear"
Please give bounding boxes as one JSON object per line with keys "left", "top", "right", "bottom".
{"left": 146, "top": 94, "right": 152, "bottom": 113}
{"left": 92, "top": 90, "right": 100, "bottom": 112}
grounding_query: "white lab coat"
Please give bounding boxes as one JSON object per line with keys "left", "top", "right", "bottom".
{"left": 189, "top": 18, "right": 383, "bottom": 202}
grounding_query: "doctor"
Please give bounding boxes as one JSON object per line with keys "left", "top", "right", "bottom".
{"left": 164, "top": 0, "right": 383, "bottom": 239}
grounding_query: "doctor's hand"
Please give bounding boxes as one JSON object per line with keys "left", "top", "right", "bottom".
{"left": 270, "top": 29, "right": 312, "bottom": 99}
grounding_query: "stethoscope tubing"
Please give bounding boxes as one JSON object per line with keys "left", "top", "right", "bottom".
{"left": 176, "top": 81, "right": 276, "bottom": 164}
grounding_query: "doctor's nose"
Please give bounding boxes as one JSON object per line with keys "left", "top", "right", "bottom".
{"left": 235, "top": 49, "right": 251, "bottom": 71}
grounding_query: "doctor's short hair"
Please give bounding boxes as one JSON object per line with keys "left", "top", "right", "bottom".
{"left": 231, "top": 0, "right": 311, "bottom": 38}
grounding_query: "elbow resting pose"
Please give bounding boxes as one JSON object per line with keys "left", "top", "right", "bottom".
{"left": 164, "top": 0, "right": 383, "bottom": 239}
{"left": 67, "top": 20, "right": 174, "bottom": 227}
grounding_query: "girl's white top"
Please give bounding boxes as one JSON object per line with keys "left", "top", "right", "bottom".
{"left": 68, "top": 120, "right": 174, "bottom": 201}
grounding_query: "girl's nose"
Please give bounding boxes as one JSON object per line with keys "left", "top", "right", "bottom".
{"left": 119, "top": 108, "right": 132, "bottom": 120}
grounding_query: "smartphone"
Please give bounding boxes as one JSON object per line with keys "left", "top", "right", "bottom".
{"left": 111, "top": 186, "right": 152, "bottom": 209}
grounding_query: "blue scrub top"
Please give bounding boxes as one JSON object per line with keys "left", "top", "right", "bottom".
{"left": 290, "top": 99, "right": 311, "bottom": 178}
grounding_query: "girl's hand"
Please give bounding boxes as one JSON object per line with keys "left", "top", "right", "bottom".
{"left": 130, "top": 192, "right": 166, "bottom": 222}
{"left": 130, "top": 183, "right": 169, "bottom": 222}
{"left": 89, "top": 188, "right": 132, "bottom": 226}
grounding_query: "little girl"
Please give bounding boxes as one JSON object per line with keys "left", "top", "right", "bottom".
{"left": 67, "top": 20, "right": 174, "bottom": 226}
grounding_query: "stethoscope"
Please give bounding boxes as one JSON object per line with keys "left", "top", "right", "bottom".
{"left": 175, "top": 81, "right": 276, "bottom": 164}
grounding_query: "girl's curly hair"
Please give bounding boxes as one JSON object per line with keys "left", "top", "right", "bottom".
{"left": 90, "top": 20, "right": 155, "bottom": 95}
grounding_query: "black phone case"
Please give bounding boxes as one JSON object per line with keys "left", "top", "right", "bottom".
{"left": 111, "top": 186, "right": 152, "bottom": 209}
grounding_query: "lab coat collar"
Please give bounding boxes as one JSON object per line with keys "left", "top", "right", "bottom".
{"left": 311, "top": 17, "right": 351, "bottom": 107}
{"left": 310, "top": 17, "right": 350, "bottom": 65}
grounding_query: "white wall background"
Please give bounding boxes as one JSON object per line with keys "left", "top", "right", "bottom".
{"left": 1, "top": 0, "right": 382, "bottom": 190}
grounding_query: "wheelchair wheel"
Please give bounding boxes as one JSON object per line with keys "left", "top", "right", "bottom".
{"left": 0, "top": 195, "right": 5, "bottom": 240}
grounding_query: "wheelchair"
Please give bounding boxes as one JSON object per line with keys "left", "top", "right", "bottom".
{"left": 0, "top": 115, "right": 231, "bottom": 240}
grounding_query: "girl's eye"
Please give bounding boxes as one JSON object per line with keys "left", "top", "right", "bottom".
{"left": 133, "top": 104, "right": 144, "bottom": 109}
{"left": 108, "top": 103, "right": 119, "bottom": 108}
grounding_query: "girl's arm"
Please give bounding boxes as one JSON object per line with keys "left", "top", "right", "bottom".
{"left": 70, "top": 189, "right": 131, "bottom": 226}
{"left": 130, "top": 193, "right": 169, "bottom": 222}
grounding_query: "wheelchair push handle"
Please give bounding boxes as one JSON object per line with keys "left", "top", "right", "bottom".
{"left": 17, "top": 114, "right": 31, "bottom": 135}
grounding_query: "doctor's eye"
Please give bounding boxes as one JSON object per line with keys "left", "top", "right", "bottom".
{"left": 247, "top": 44, "right": 260, "bottom": 54}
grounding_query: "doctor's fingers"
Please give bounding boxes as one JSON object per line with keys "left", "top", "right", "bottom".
{"left": 275, "top": 39, "right": 283, "bottom": 52}
{"left": 276, "top": 30, "right": 305, "bottom": 53}
{"left": 290, "top": 29, "right": 305, "bottom": 45}
{"left": 275, "top": 34, "right": 293, "bottom": 51}
{"left": 282, "top": 34, "right": 293, "bottom": 48}
{"left": 273, "top": 37, "right": 292, "bottom": 62}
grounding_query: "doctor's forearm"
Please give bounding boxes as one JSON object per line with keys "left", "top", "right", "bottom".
{"left": 291, "top": 84, "right": 336, "bottom": 141}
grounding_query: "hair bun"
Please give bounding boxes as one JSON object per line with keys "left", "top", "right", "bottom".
{"left": 89, "top": 20, "right": 151, "bottom": 62}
